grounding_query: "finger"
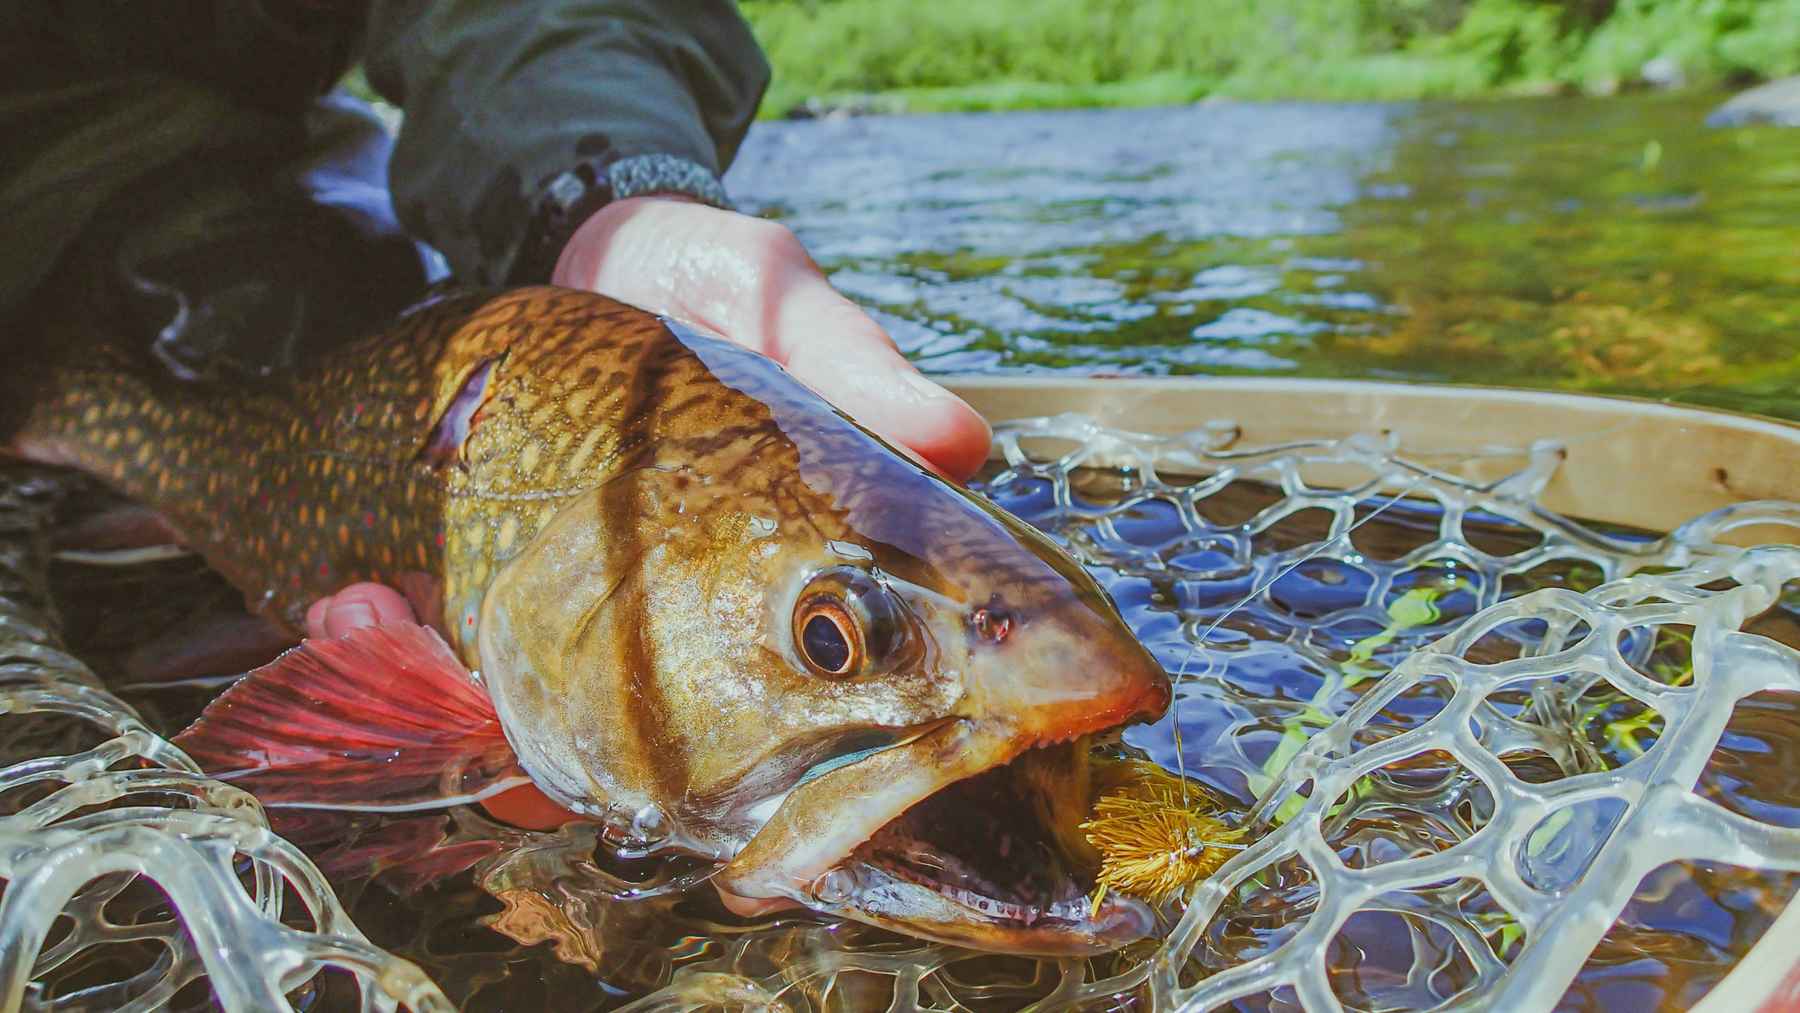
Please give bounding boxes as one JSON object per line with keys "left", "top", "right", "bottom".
{"left": 554, "top": 199, "right": 994, "bottom": 480}
{"left": 767, "top": 272, "right": 994, "bottom": 482}
{"left": 304, "top": 597, "right": 330, "bottom": 639}
{"left": 305, "top": 582, "right": 417, "bottom": 640}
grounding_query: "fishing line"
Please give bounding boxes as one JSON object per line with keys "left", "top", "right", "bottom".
{"left": 1165, "top": 464, "right": 1437, "bottom": 810}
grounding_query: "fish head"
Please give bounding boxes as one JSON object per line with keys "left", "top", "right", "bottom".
{"left": 474, "top": 324, "right": 1170, "bottom": 955}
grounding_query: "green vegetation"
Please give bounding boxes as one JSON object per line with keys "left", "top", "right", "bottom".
{"left": 739, "top": 0, "right": 1800, "bottom": 115}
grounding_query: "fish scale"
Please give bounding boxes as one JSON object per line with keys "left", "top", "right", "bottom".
{"left": 13, "top": 295, "right": 455, "bottom": 631}
{"left": 7, "top": 284, "right": 1175, "bottom": 956}
{"left": 8, "top": 286, "right": 821, "bottom": 661}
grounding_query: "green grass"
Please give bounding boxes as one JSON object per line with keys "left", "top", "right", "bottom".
{"left": 741, "top": 0, "right": 1800, "bottom": 116}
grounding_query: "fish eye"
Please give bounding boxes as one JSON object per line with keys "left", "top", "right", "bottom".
{"left": 793, "top": 567, "right": 913, "bottom": 678}
{"left": 798, "top": 600, "right": 856, "bottom": 675}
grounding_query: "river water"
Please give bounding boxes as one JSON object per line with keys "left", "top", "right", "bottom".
{"left": 727, "top": 94, "right": 1799, "bottom": 420}
{"left": 24, "top": 96, "right": 1800, "bottom": 1013}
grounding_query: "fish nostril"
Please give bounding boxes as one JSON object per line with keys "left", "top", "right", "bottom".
{"left": 971, "top": 604, "right": 1013, "bottom": 644}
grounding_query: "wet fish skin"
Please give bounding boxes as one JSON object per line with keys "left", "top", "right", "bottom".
{"left": 11, "top": 290, "right": 473, "bottom": 632}
{"left": 11, "top": 286, "right": 751, "bottom": 646}
{"left": 454, "top": 292, "right": 1169, "bottom": 864}
{"left": 10, "top": 286, "right": 1172, "bottom": 952}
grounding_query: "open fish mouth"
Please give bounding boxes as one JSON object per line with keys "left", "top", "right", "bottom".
{"left": 712, "top": 616, "right": 1171, "bottom": 954}
{"left": 718, "top": 729, "right": 1154, "bottom": 956}
{"left": 820, "top": 747, "right": 1154, "bottom": 954}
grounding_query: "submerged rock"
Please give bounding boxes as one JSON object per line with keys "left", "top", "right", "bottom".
{"left": 1707, "top": 76, "right": 1800, "bottom": 127}
{"left": 1639, "top": 56, "right": 1686, "bottom": 91}
{"left": 784, "top": 93, "right": 909, "bottom": 120}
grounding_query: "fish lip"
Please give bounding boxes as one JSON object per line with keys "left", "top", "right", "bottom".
{"left": 784, "top": 717, "right": 960, "bottom": 792}
{"left": 814, "top": 853, "right": 1154, "bottom": 956}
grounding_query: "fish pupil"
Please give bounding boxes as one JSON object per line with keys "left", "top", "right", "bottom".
{"left": 803, "top": 614, "right": 852, "bottom": 674}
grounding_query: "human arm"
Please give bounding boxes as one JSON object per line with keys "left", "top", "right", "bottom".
{"left": 364, "top": 0, "right": 988, "bottom": 473}
{"left": 363, "top": 0, "right": 766, "bottom": 284}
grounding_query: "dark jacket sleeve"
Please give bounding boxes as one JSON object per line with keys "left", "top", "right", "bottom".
{"left": 363, "top": 0, "right": 770, "bottom": 286}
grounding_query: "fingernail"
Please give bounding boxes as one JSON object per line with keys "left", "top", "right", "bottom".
{"left": 330, "top": 601, "right": 376, "bottom": 636}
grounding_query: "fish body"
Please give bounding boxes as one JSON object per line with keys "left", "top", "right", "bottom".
{"left": 8, "top": 287, "right": 1171, "bottom": 953}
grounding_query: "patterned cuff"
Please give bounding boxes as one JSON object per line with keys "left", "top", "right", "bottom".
{"left": 609, "top": 153, "right": 730, "bottom": 206}
{"left": 509, "top": 153, "right": 730, "bottom": 285}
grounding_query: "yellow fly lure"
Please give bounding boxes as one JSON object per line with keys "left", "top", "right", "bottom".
{"left": 1080, "top": 759, "right": 1247, "bottom": 915}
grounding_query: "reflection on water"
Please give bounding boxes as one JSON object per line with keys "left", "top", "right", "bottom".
{"left": 727, "top": 95, "right": 1800, "bottom": 419}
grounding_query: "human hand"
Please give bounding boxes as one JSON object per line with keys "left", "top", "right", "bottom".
{"left": 306, "top": 583, "right": 415, "bottom": 639}
{"left": 551, "top": 195, "right": 992, "bottom": 482}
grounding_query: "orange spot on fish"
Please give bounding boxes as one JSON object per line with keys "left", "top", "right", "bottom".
{"left": 364, "top": 512, "right": 376, "bottom": 528}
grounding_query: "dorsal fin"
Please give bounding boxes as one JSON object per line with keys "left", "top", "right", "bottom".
{"left": 423, "top": 354, "right": 500, "bottom": 469}
{"left": 175, "top": 622, "right": 531, "bottom": 811}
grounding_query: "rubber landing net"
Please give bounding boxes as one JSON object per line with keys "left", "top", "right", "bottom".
{"left": 1, "top": 410, "right": 1797, "bottom": 1012}
{"left": 0, "top": 474, "right": 450, "bottom": 1012}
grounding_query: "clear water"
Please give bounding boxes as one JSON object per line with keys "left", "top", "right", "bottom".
{"left": 726, "top": 94, "right": 1800, "bottom": 420}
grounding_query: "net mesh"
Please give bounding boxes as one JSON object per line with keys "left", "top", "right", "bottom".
{"left": 0, "top": 473, "right": 450, "bottom": 1012}
{"left": 619, "top": 415, "right": 1800, "bottom": 1011}
{"left": 1, "top": 409, "right": 1796, "bottom": 1012}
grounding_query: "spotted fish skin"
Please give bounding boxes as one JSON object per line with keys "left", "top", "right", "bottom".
{"left": 10, "top": 286, "right": 1054, "bottom": 659}
{"left": 9, "top": 284, "right": 1175, "bottom": 954}
{"left": 11, "top": 292, "right": 472, "bottom": 632}
{"left": 8, "top": 287, "right": 697, "bottom": 650}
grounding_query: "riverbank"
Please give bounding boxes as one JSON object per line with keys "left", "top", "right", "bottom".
{"left": 741, "top": 0, "right": 1800, "bottom": 116}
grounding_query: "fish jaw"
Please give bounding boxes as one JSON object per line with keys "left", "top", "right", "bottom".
{"left": 713, "top": 617, "right": 1169, "bottom": 955}
{"left": 714, "top": 718, "right": 1002, "bottom": 906}
{"left": 712, "top": 719, "right": 1157, "bottom": 955}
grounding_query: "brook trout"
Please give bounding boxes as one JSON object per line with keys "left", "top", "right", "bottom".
{"left": 7, "top": 287, "right": 1170, "bottom": 954}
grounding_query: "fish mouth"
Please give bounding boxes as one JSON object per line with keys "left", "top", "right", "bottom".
{"left": 717, "top": 725, "right": 1154, "bottom": 956}
{"left": 821, "top": 745, "right": 1154, "bottom": 954}
{"left": 714, "top": 619, "right": 1170, "bottom": 955}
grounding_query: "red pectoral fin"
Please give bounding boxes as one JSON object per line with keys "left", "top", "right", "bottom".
{"left": 174, "top": 622, "right": 534, "bottom": 812}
